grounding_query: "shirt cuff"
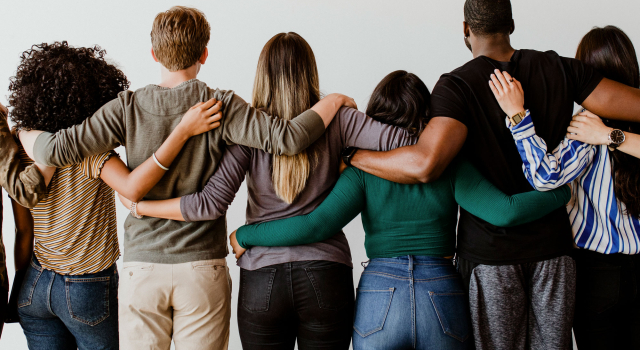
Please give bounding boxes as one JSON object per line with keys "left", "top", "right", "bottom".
{"left": 505, "top": 110, "right": 536, "bottom": 141}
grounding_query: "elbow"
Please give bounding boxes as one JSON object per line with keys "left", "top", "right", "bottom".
{"left": 120, "top": 189, "right": 145, "bottom": 203}
{"left": 411, "top": 156, "right": 443, "bottom": 184}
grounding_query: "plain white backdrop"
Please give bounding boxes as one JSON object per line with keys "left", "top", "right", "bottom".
{"left": 1, "top": 0, "right": 639, "bottom": 349}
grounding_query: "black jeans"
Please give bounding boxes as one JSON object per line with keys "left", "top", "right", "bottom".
{"left": 238, "top": 260, "right": 355, "bottom": 350}
{"left": 573, "top": 249, "right": 640, "bottom": 350}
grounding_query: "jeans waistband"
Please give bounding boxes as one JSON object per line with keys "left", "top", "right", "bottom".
{"left": 368, "top": 255, "right": 453, "bottom": 269}
{"left": 31, "top": 255, "right": 117, "bottom": 277}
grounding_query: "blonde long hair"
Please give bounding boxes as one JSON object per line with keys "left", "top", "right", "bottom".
{"left": 252, "top": 32, "right": 320, "bottom": 204}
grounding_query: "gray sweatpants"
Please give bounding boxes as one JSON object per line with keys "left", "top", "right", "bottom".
{"left": 459, "top": 255, "right": 576, "bottom": 350}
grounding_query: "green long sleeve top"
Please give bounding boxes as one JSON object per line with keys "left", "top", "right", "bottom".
{"left": 236, "top": 159, "right": 571, "bottom": 259}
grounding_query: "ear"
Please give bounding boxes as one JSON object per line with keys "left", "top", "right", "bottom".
{"left": 199, "top": 47, "right": 208, "bottom": 65}
{"left": 463, "top": 21, "right": 471, "bottom": 37}
{"left": 151, "top": 48, "right": 159, "bottom": 63}
{"left": 509, "top": 19, "right": 515, "bottom": 35}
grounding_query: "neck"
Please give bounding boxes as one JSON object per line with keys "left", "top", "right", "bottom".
{"left": 158, "top": 64, "right": 199, "bottom": 88}
{"left": 472, "top": 34, "right": 515, "bottom": 62}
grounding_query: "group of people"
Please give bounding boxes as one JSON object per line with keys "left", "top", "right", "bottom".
{"left": 0, "top": 0, "right": 639, "bottom": 349}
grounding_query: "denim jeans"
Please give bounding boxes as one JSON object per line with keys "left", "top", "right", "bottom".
{"left": 18, "top": 257, "right": 119, "bottom": 350}
{"left": 237, "top": 260, "right": 354, "bottom": 350}
{"left": 353, "top": 256, "right": 472, "bottom": 350}
{"left": 573, "top": 249, "right": 640, "bottom": 350}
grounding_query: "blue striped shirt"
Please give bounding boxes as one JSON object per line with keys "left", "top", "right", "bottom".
{"left": 508, "top": 110, "right": 640, "bottom": 255}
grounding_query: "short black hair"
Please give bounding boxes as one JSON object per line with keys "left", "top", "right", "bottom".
{"left": 366, "top": 70, "right": 430, "bottom": 137}
{"left": 8, "top": 41, "right": 130, "bottom": 133}
{"left": 464, "top": 0, "right": 513, "bottom": 36}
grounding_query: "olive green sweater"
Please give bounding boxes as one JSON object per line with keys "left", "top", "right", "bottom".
{"left": 236, "top": 160, "right": 571, "bottom": 259}
{"left": 33, "top": 79, "right": 325, "bottom": 264}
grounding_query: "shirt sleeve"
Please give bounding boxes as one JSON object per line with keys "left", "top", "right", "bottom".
{"left": 235, "top": 167, "right": 366, "bottom": 249}
{"left": 80, "top": 151, "right": 118, "bottom": 180}
{"left": 0, "top": 110, "right": 46, "bottom": 208}
{"left": 33, "top": 96, "right": 127, "bottom": 167}
{"left": 430, "top": 75, "right": 471, "bottom": 126}
{"left": 220, "top": 93, "right": 326, "bottom": 156}
{"left": 179, "top": 145, "right": 252, "bottom": 222}
{"left": 452, "top": 159, "right": 571, "bottom": 227}
{"left": 509, "top": 110, "right": 596, "bottom": 190}
{"left": 337, "top": 107, "right": 418, "bottom": 150}
{"left": 560, "top": 56, "right": 603, "bottom": 104}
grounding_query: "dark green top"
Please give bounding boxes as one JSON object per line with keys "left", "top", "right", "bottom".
{"left": 236, "top": 159, "right": 571, "bottom": 259}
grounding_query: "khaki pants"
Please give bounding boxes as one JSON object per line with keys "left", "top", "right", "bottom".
{"left": 119, "top": 258, "right": 231, "bottom": 350}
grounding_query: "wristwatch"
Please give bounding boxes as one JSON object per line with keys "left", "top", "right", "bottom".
{"left": 342, "top": 147, "right": 359, "bottom": 167}
{"left": 508, "top": 110, "right": 527, "bottom": 126}
{"left": 608, "top": 129, "right": 625, "bottom": 151}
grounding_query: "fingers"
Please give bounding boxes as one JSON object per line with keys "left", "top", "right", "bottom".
{"left": 208, "top": 111, "right": 223, "bottom": 123}
{"left": 567, "top": 126, "right": 580, "bottom": 134}
{"left": 494, "top": 69, "right": 510, "bottom": 89}
{"left": 198, "top": 98, "right": 217, "bottom": 110}
{"left": 578, "top": 110, "right": 599, "bottom": 119}
{"left": 207, "top": 100, "right": 222, "bottom": 114}
{"left": 566, "top": 132, "right": 579, "bottom": 140}
{"left": 489, "top": 80, "right": 500, "bottom": 97}
{"left": 502, "top": 71, "right": 515, "bottom": 86}
{"left": 514, "top": 79, "right": 523, "bottom": 93}
{"left": 572, "top": 115, "right": 588, "bottom": 123}
{"left": 490, "top": 74, "right": 504, "bottom": 95}
{"left": 569, "top": 120, "right": 583, "bottom": 128}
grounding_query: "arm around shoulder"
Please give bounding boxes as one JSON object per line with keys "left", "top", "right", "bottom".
{"left": 351, "top": 117, "right": 467, "bottom": 184}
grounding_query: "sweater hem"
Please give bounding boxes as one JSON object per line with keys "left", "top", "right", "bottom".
{"left": 123, "top": 250, "right": 228, "bottom": 264}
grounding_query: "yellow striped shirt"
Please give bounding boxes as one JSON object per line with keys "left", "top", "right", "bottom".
{"left": 21, "top": 149, "right": 120, "bottom": 275}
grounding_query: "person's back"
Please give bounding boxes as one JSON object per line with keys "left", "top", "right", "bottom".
{"left": 433, "top": 48, "right": 601, "bottom": 264}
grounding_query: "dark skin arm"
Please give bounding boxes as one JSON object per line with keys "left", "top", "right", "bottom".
{"left": 582, "top": 78, "right": 640, "bottom": 123}
{"left": 350, "top": 117, "right": 468, "bottom": 184}
{"left": 11, "top": 199, "right": 34, "bottom": 271}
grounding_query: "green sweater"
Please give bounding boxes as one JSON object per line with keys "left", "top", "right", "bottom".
{"left": 236, "top": 159, "right": 571, "bottom": 259}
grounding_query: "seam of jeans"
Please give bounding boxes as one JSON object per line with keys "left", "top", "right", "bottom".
{"left": 17, "top": 267, "right": 44, "bottom": 308}
{"left": 428, "top": 291, "right": 469, "bottom": 342}
{"left": 361, "top": 271, "right": 410, "bottom": 281}
{"left": 29, "top": 258, "right": 43, "bottom": 272}
{"left": 367, "top": 260, "right": 451, "bottom": 266}
{"left": 353, "top": 287, "right": 395, "bottom": 338}
{"left": 241, "top": 268, "right": 276, "bottom": 312}
{"left": 65, "top": 276, "right": 111, "bottom": 326}
{"left": 46, "top": 271, "right": 56, "bottom": 316}
{"left": 64, "top": 276, "right": 111, "bottom": 283}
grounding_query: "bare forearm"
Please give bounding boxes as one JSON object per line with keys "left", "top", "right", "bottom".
{"left": 619, "top": 132, "right": 640, "bottom": 159}
{"left": 583, "top": 78, "right": 640, "bottom": 123}
{"left": 11, "top": 200, "right": 34, "bottom": 271}
{"left": 311, "top": 94, "right": 354, "bottom": 127}
{"left": 137, "top": 198, "right": 185, "bottom": 221}
{"left": 351, "top": 117, "right": 467, "bottom": 184}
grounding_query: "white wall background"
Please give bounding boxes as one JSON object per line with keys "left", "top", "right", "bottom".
{"left": 0, "top": 0, "right": 638, "bottom": 349}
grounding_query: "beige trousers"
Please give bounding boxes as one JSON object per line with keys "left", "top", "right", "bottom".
{"left": 119, "top": 258, "right": 232, "bottom": 350}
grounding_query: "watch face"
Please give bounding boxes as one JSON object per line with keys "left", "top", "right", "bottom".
{"left": 610, "top": 129, "right": 625, "bottom": 144}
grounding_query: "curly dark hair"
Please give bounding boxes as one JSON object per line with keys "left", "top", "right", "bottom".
{"left": 8, "top": 41, "right": 130, "bottom": 133}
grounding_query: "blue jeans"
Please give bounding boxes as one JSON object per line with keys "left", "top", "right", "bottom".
{"left": 18, "top": 257, "right": 119, "bottom": 350}
{"left": 352, "top": 256, "right": 472, "bottom": 350}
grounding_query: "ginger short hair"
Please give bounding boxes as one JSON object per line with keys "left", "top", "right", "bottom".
{"left": 151, "top": 6, "right": 210, "bottom": 71}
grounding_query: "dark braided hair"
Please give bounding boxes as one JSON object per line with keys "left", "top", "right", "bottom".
{"left": 464, "top": 0, "right": 513, "bottom": 36}
{"left": 8, "top": 41, "right": 130, "bottom": 133}
{"left": 576, "top": 26, "right": 640, "bottom": 217}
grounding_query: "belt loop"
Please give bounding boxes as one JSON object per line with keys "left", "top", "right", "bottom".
{"left": 361, "top": 260, "right": 370, "bottom": 268}
{"left": 408, "top": 255, "right": 414, "bottom": 271}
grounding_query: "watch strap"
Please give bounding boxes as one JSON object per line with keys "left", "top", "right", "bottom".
{"left": 342, "top": 147, "right": 358, "bottom": 167}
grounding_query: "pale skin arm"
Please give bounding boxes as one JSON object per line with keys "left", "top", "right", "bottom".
{"left": 118, "top": 194, "right": 184, "bottom": 221}
{"left": 311, "top": 93, "right": 357, "bottom": 128}
{"left": 21, "top": 98, "right": 223, "bottom": 202}
{"left": 568, "top": 110, "right": 640, "bottom": 160}
{"left": 11, "top": 199, "right": 34, "bottom": 271}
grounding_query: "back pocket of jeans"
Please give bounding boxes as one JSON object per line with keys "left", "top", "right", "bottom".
{"left": 353, "top": 288, "right": 394, "bottom": 337}
{"left": 305, "top": 262, "right": 353, "bottom": 310}
{"left": 428, "top": 291, "right": 471, "bottom": 342}
{"left": 65, "top": 276, "right": 111, "bottom": 326}
{"left": 241, "top": 268, "right": 276, "bottom": 312}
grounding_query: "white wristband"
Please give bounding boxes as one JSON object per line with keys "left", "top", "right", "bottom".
{"left": 153, "top": 153, "right": 170, "bottom": 171}
{"left": 130, "top": 201, "right": 143, "bottom": 219}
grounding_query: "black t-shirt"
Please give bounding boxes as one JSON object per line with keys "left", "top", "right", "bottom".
{"left": 431, "top": 49, "right": 603, "bottom": 265}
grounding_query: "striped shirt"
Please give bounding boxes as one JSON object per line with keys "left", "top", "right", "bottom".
{"left": 20, "top": 149, "right": 120, "bottom": 274}
{"left": 508, "top": 110, "right": 640, "bottom": 255}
